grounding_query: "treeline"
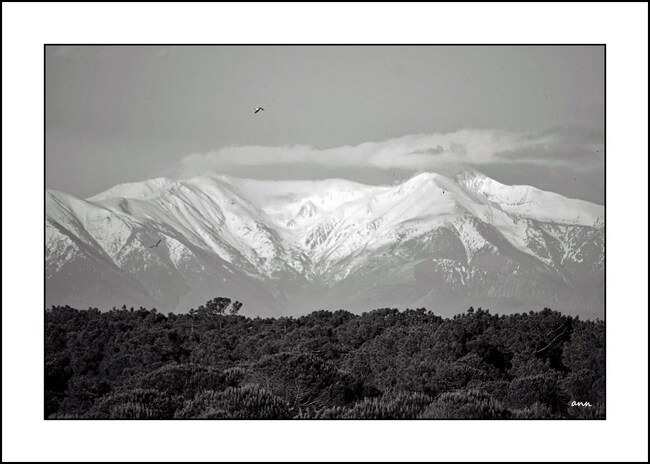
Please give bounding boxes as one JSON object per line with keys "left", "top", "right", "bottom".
{"left": 45, "top": 300, "right": 604, "bottom": 419}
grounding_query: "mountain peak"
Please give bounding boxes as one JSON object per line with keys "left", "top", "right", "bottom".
{"left": 454, "top": 168, "right": 497, "bottom": 190}
{"left": 454, "top": 169, "right": 602, "bottom": 227}
{"left": 297, "top": 200, "right": 318, "bottom": 218}
{"left": 88, "top": 177, "right": 179, "bottom": 202}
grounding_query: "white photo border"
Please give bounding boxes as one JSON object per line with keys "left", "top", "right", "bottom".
{"left": 2, "top": 2, "right": 648, "bottom": 462}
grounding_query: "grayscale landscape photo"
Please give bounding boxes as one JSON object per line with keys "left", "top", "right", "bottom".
{"left": 45, "top": 45, "right": 605, "bottom": 419}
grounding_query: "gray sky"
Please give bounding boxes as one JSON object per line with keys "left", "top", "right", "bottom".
{"left": 46, "top": 45, "right": 604, "bottom": 203}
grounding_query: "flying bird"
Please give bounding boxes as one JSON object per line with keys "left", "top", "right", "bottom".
{"left": 149, "top": 239, "right": 162, "bottom": 248}
{"left": 254, "top": 107, "right": 265, "bottom": 114}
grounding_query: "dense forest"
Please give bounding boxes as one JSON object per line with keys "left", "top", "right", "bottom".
{"left": 46, "top": 299, "right": 605, "bottom": 419}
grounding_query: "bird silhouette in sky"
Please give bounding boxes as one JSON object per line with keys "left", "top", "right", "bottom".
{"left": 149, "top": 239, "right": 162, "bottom": 248}
{"left": 254, "top": 107, "right": 265, "bottom": 114}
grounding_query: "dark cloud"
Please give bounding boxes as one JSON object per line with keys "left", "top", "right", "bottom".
{"left": 495, "top": 126, "right": 604, "bottom": 166}
{"left": 495, "top": 144, "right": 602, "bottom": 162}
{"left": 407, "top": 145, "right": 445, "bottom": 156}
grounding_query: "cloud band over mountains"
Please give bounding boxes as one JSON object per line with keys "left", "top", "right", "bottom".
{"left": 177, "top": 128, "right": 604, "bottom": 179}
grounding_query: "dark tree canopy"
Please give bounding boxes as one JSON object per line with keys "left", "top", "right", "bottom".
{"left": 45, "top": 300, "right": 605, "bottom": 419}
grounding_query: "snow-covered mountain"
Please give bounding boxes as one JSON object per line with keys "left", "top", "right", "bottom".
{"left": 45, "top": 170, "right": 604, "bottom": 318}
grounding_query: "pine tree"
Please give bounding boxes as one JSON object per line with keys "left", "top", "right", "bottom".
{"left": 230, "top": 301, "right": 243, "bottom": 316}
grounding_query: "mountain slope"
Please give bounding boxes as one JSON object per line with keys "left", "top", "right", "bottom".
{"left": 45, "top": 171, "right": 604, "bottom": 318}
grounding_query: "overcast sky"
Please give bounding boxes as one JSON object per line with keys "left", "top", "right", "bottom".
{"left": 46, "top": 45, "right": 604, "bottom": 203}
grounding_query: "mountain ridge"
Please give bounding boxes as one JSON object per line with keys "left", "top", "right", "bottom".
{"left": 46, "top": 171, "right": 604, "bottom": 318}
